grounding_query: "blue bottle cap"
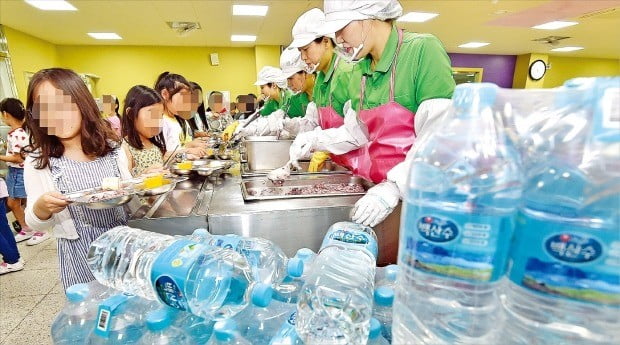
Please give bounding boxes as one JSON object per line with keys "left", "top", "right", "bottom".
{"left": 374, "top": 286, "right": 394, "bottom": 307}
{"left": 251, "top": 283, "right": 273, "bottom": 308}
{"left": 214, "top": 319, "right": 237, "bottom": 342}
{"left": 369, "top": 318, "right": 381, "bottom": 340}
{"left": 295, "top": 248, "right": 315, "bottom": 262}
{"left": 66, "top": 283, "right": 90, "bottom": 303}
{"left": 384, "top": 264, "right": 399, "bottom": 282}
{"left": 287, "top": 258, "right": 304, "bottom": 278}
{"left": 146, "top": 308, "right": 173, "bottom": 331}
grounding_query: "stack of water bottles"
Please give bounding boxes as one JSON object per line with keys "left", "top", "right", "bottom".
{"left": 393, "top": 78, "right": 619, "bottom": 345}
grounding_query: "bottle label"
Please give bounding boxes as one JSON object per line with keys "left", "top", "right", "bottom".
{"left": 93, "top": 294, "right": 131, "bottom": 338}
{"left": 287, "top": 311, "right": 297, "bottom": 326}
{"left": 400, "top": 205, "right": 514, "bottom": 283}
{"left": 320, "top": 227, "right": 378, "bottom": 258}
{"left": 212, "top": 235, "right": 262, "bottom": 272}
{"left": 509, "top": 212, "right": 620, "bottom": 306}
{"left": 150, "top": 239, "right": 208, "bottom": 311}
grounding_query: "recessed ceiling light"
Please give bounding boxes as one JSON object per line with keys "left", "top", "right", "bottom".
{"left": 532, "top": 21, "right": 578, "bottom": 30}
{"left": 397, "top": 12, "right": 439, "bottom": 23}
{"left": 231, "top": 35, "right": 257, "bottom": 42}
{"left": 458, "top": 42, "right": 490, "bottom": 48}
{"left": 24, "top": 0, "right": 76, "bottom": 11}
{"left": 551, "top": 46, "right": 584, "bottom": 52}
{"left": 88, "top": 32, "right": 122, "bottom": 40}
{"left": 233, "top": 5, "right": 268, "bottom": 16}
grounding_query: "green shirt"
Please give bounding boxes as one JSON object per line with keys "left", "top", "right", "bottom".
{"left": 313, "top": 53, "right": 363, "bottom": 117}
{"left": 355, "top": 26, "right": 455, "bottom": 113}
{"left": 285, "top": 92, "right": 310, "bottom": 118}
{"left": 259, "top": 89, "right": 291, "bottom": 116}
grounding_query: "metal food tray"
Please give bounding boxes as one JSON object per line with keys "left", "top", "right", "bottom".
{"left": 241, "top": 174, "right": 372, "bottom": 201}
{"left": 171, "top": 160, "right": 235, "bottom": 176}
{"left": 240, "top": 160, "right": 350, "bottom": 177}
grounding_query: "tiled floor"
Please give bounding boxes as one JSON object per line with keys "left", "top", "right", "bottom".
{"left": 0, "top": 238, "right": 62, "bottom": 345}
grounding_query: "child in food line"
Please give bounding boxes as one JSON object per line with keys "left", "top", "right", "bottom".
{"left": 23, "top": 68, "right": 132, "bottom": 290}
{"left": 0, "top": 98, "right": 47, "bottom": 245}
{"left": 120, "top": 85, "right": 167, "bottom": 177}
{"left": 0, "top": 176, "right": 24, "bottom": 275}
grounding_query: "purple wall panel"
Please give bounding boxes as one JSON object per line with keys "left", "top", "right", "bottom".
{"left": 448, "top": 53, "right": 517, "bottom": 88}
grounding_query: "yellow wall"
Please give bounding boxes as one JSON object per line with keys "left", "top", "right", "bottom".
{"left": 3, "top": 25, "right": 58, "bottom": 101}
{"left": 56, "top": 45, "right": 259, "bottom": 102}
{"left": 254, "top": 45, "right": 283, "bottom": 93}
{"left": 512, "top": 53, "right": 549, "bottom": 89}
{"left": 544, "top": 56, "right": 620, "bottom": 88}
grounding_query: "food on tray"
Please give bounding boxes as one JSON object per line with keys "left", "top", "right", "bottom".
{"left": 101, "top": 177, "right": 121, "bottom": 190}
{"left": 176, "top": 161, "right": 192, "bottom": 170}
{"left": 247, "top": 182, "right": 365, "bottom": 197}
{"left": 77, "top": 190, "right": 130, "bottom": 203}
{"left": 144, "top": 173, "right": 165, "bottom": 189}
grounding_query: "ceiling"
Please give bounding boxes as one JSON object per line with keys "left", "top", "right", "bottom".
{"left": 1, "top": 0, "right": 619, "bottom": 58}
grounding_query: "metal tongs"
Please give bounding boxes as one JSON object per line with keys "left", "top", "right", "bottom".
{"left": 228, "top": 97, "right": 269, "bottom": 143}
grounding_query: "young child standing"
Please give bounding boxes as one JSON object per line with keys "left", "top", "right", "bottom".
{"left": 120, "top": 85, "right": 166, "bottom": 177}
{"left": 0, "top": 98, "right": 44, "bottom": 245}
{"left": 23, "top": 68, "right": 132, "bottom": 290}
{"left": 0, "top": 176, "right": 24, "bottom": 274}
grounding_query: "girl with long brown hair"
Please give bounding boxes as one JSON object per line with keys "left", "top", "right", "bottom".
{"left": 23, "top": 68, "right": 133, "bottom": 290}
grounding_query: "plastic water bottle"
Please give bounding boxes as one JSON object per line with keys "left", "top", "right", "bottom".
{"left": 296, "top": 221, "right": 377, "bottom": 344}
{"left": 87, "top": 226, "right": 273, "bottom": 320}
{"left": 501, "top": 77, "right": 620, "bottom": 345}
{"left": 207, "top": 319, "right": 252, "bottom": 345}
{"left": 375, "top": 265, "right": 399, "bottom": 288}
{"left": 269, "top": 312, "right": 304, "bottom": 345}
{"left": 368, "top": 318, "right": 390, "bottom": 345}
{"left": 393, "top": 83, "right": 523, "bottom": 344}
{"left": 172, "top": 309, "right": 214, "bottom": 344}
{"left": 273, "top": 252, "right": 307, "bottom": 304}
{"left": 88, "top": 294, "right": 148, "bottom": 345}
{"left": 138, "top": 308, "right": 190, "bottom": 345}
{"left": 234, "top": 299, "right": 296, "bottom": 344}
{"left": 52, "top": 284, "right": 100, "bottom": 345}
{"left": 191, "top": 228, "right": 289, "bottom": 285}
{"left": 373, "top": 286, "right": 394, "bottom": 343}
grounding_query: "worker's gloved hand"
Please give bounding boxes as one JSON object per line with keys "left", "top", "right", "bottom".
{"left": 283, "top": 102, "right": 320, "bottom": 138}
{"left": 351, "top": 181, "right": 401, "bottom": 227}
{"left": 308, "top": 151, "right": 330, "bottom": 172}
{"left": 267, "top": 161, "right": 292, "bottom": 184}
{"left": 222, "top": 121, "right": 240, "bottom": 141}
{"left": 259, "top": 110, "right": 285, "bottom": 136}
{"left": 289, "top": 130, "right": 318, "bottom": 169}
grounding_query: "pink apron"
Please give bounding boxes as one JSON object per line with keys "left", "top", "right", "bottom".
{"left": 318, "top": 29, "right": 415, "bottom": 183}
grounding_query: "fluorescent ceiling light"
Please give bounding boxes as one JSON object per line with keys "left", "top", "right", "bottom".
{"left": 88, "top": 32, "right": 122, "bottom": 40}
{"left": 458, "top": 42, "right": 490, "bottom": 48}
{"left": 532, "top": 21, "right": 578, "bottom": 30}
{"left": 25, "top": 0, "right": 77, "bottom": 11}
{"left": 231, "top": 35, "right": 256, "bottom": 42}
{"left": 397, "top": 12, "right": 439, "bottom": 23}
{"left": 551, "top": 46, "right": 584, "bottom": 52}
{"left": 233, "top": 4, "right": 268, "bottom": 16}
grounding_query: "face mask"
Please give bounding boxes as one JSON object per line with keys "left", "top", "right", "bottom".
{"left": 335, "top": 42, "right": 364, "bottom": 64}
{"left": 304, "top": 63, "right": 318, "bottom": 74}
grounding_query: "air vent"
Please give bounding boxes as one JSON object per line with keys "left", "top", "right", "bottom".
{"left": 166, "top": 21, "right": 201, "bottom": 36}
{"left": 579, "top": 7, "right": 618, "bottom": 20}
{"left": 532, "top": 36, "right": 571, "bottom": 46}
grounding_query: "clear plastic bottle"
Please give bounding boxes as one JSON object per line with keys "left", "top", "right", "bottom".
{"left": 234, "top": 299, "right": 295, "bottom": 344}
{"left": 373, "top": 286, "right": 394, "bottom": 343}
{"left": 269, "top": 312, "right": 304, "bottom": 345}
{"left": 273, "top": 255, "right": 305, "bottom": 303}
{"left": 393, "top": 83, "right": 522, "bottom": 344}
{"left": 190, "top": 228, "right": 289, "bottom": 285}
{"left": 52, "top": 284, "right": 100, "bottom": 345}
{"left": 375, "top": 265, "right": 399, "bottom": 288}
{"left": 296, "top": 222, "right": 377, "bottom": 344}
{"left": 368, "top": 318, "right": 390, "bottom": 345}
{"left": 501, "top": 77, "right": 620, "bottom": 345}
{"left": 172, "top": 309, "right": 214, "bottom": 344}
{"left": 206, "top": 319, "right": 252, "bottom": 345}
{"left": 87, "top": 294, "right": 148, "bottom": 345}
{"left": 87, "top": 226, "right": 273, "bottom": 320}
{"left": 138, "top": 308, "right": 190, "bottom": 345}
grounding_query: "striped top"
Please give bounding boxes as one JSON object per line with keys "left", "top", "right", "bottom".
{"left": 50, "top": 147, "right": 128, "bottom": 289}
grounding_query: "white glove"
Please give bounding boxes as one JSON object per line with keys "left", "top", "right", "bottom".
{"left": 267, "top": 160, "right": 292, "bottom": 183}
{"left": 351, "top": 181, "right": 401, "bottom": 227}
{"left": 288, "top": 100, "right": 369, "bottom": 168}
{"left": 235, "top": 110, "right": 285, "bottom": 138}
{"left": 283, "top": 102, "right": 320, "bottom": 136}
{"left": 387, "top": 98, "right": 453, "bottom": 198}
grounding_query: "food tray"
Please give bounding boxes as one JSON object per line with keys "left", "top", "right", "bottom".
{"left": 240, "top": 161, "right": 350, "bottom": 177}
{"left": 171, "top": 160, "right": 234, "bottom": 176}
{"left": 241, "top": 174, "right": 372, "bottom": 201}
{"left": 65, "top": 187, "right": 135, "bottom": 210}
{"left": 134, "top": 176, "right": 188, "bottom": 197}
